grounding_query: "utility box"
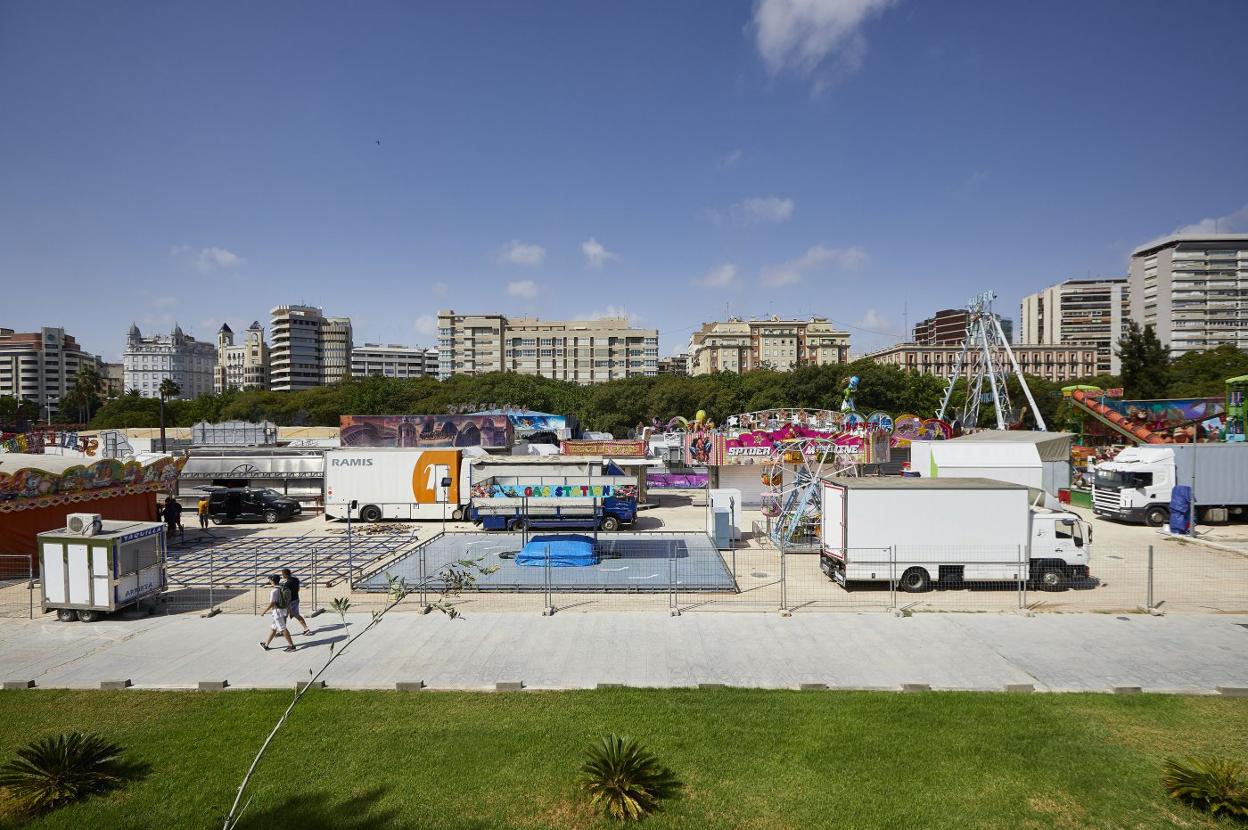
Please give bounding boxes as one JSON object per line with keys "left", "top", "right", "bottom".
{"left": 38, "top": 520, "right": 166, "bottom": 623}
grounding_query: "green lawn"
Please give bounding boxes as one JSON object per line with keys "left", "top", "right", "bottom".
{"left": 1, "top": 689, "right": 1246, "bottom": 829}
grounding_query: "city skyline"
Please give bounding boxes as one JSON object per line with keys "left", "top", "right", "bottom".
{"left": 2, "top": 2, "right": 1246, "bottom": 362}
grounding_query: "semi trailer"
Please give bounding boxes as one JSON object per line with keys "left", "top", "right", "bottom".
{"left": 1092, "top": 443, "right": 1248, "bottom": 526}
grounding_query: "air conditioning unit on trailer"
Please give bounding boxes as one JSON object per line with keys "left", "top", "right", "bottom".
{"left": 67, "top": 513, "right": 103, "bottom": 537}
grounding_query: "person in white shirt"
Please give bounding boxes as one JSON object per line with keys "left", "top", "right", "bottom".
{"left": 259, "top": 574, "right": 297, "bottom": 652}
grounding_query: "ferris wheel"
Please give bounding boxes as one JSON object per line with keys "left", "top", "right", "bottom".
{"left": 759, "top": 437, "right": 857, "bottom": 548}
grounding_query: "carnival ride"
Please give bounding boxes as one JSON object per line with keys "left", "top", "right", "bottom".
{"left": 760, "top": 436, "right": 857, "bottom": 548}
{"left": 936, "top": 291, "right": 1046, "bottom": 432}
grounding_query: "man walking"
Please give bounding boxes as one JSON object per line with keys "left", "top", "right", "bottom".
{"left": 162, "top": 496, "right": 183, "bottom": 540}
{"left": 280, "top": 567, "right": 312, "bottom": 636}
{"left": 259, "top": 574, "right": 297, "bottom": 652}
{"left": 197, "top": 496, "right": 210, "bottom": 530}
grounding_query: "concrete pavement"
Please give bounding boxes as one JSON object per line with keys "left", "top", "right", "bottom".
{"left": 2, "top": 610, "right": 1247, "bottom": 693}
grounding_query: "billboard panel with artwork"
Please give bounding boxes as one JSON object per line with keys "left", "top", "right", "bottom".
{"left": 339, "top": 415, "right": 513, "bottom": 448}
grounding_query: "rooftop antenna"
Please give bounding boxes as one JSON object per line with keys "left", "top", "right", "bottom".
{"left": 937, "top": 291, "right": 1046, "bottom": 432}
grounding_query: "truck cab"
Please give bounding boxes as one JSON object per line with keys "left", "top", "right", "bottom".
{"left": 1092, "top": 447, "right": 1174, "bottom": 526}
{"left": 1027, "top": 509, "right": 1092, "bottom": 590}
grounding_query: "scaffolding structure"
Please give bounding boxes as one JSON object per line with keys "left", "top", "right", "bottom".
{"left": 937, "top": 292, "right": 1046, "bottom": 432}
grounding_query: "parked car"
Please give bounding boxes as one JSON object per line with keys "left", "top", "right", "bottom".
{"left": 207, "top": 487, "right": 301, "bottom": 524}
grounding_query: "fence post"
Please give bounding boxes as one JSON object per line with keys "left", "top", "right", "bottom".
{"left": 310, "top": 547, "right": 317, "bottom": 612}
{"left": 252, "top": 548, "right": 258, "bottom": 616}
{"left": 1017, "top": 544, "right": 1025, "bottom": 610}
{"left": 28, "top": 560, "right": 34, "bottom": 620}
{"left": 779, "top": 549, "right": 787, "bottom": 612}
{"left": 1146, "top": 545, "right": 1154, "bottom": 610}
{"left": 730, "top": 498, "right": 737, "bottom": 579}
{"left": 209, "top": 548, "right": 216, "bottom": 613}
{"left": 889, "top": 546, "right": 897, "bottom": 611}
{"left": 419, "top": 543, "right": 427, "bottom": 609}
{"left": 545, "top": 543, "right": 552, "bottom": 614}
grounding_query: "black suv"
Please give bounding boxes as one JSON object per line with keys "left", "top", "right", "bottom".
{"left": 206, "top": 488, "right": 302, "bottom": 524}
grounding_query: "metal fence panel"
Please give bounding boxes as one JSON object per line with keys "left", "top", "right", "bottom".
{"left": 0, "top": 554, "right": 34, "bottom": 619}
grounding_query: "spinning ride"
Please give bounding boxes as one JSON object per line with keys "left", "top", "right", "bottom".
{"left": 760, "top": 436, "right": 857, "bottom": 549}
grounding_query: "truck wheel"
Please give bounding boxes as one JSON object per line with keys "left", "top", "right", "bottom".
{"left": 451, "top": 508, "right": 464, "bottom": 521}
{"left": 56, "top": 608, "right": 77, "bottom": 622}
{"left": 898, "top": 567, "right": 930, "bottom": 593}
{"left": 264, "top": 509, "right": 280, "bottom": 523}
{"left": 600, "top": 515, "right": 621, "bottom": 531}
{"left": 1144, "top": 506, "right": 1169, "bottom": 528}
{"left": 76, "top": 609, "right": 102, "bottom": 623}
{"left": 1034, "top": 565, "right": 1067, "bottom": 592}
{"left": 360, "top": 505, "right": 382, "bottom": 523}
{"left": 508, "top": 518, "right": 527, "bottom": 532}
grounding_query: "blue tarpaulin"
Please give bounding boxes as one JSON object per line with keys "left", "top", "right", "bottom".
{"left": 1169, "top": 485, "right": 1193, "bottom": 535}
{"left": 515, "top": 534, "right": 598, "bottom": 567}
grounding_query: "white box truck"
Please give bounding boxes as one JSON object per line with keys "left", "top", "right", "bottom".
{"left": 1092, "top": 443, "right": 1248, "bottom": 526}
{"left": 324, "top": 448, "right": 471, "bottom": 521}
{"left": 39, "top": 517, "right": 166, "bottom": 622}
{"left": 819, "top": 477, "right": 1092, "bottom": 592}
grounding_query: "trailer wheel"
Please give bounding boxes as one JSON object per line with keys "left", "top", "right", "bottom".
{"left": 600, "top": 515, "right": 621, "bottom": 532}
{"left": 451, "top": 508, "right": 464, "bottom": 521}
{"left": 56, "top": 608, "right": 77, "bottom": 622}
{"left": 1144, "top": 506, "right": 1169, "bottom": 528}
{"left": 76, "top": 609, "right": 102, "bottom": 623}
{"left": 360, "top": 505, "right": 382, "bottom": 523}
{"left": 898, "top": 567, "right": 931, "bottom": 593}
{"left": 1034, "top": 565, "right": 1067, "bottom": 592}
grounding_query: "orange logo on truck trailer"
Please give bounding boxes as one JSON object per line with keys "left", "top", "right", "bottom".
{"left": 411, "top": 450, "right": 459, "bottom": 504}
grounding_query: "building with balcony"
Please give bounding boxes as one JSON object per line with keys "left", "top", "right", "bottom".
{"left": 687, "top": 316, "right": 850, "bottom": 376}
{"left": 351, "top": 343, "right": 438, "bottom": 378}
{"left": 657, "top": 354, "right": 689, "bottom": 375}
{"left": 215, "top": 321, "right": 270, "bottom": 392}
{"left": 913, "top": 308, "right": 1013, "bottom": 345}
{"left": 269, "top": 305, "right": 353, "bottom": 392}
{"left": 865, "top": 342, "right": 1099, "bottom": 384}
{"left": 0, "top": 327, "right": 101, "bottom": 418}
{"left": 436, "top": 311, "right": 658, "bottom": 383}
{"left": 123, "top": 323, "right": 216, "bottom": 399}
{"left": 1129, "top": 234, "right": 1248, "bottom": 356}
{"left": 1019, "top": 278, "right": 1129, "bottom": 374}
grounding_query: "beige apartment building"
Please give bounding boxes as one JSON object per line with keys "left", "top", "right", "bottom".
{"left": 687, "top": 316, "right": 849, "bottom": 375}
{"left": 1019, "top": 278, "right": 1128, "bottom": 374}
{"left": 0, "top": 327, "right": 101, "bottom": 418}
{"left": 436, "top": 311, "right": 658, "bottom": 383}
{"left": 215, "top": 321, "right": 270, "bottom": 392}
{"left": 269, "top": 305, "right": 354, "bottom": 392}
{"left": 1129, "top": 233, "right": 1248, "bottom": 356}
{"left": 865, "top": 342, "right": 1099, "bottom": 384}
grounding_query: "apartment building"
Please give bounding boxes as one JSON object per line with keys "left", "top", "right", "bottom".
{"left": 1019, "top": 278, "right": 1129, "bottom": 374}
{"left": 657, "top": 354, "right": 689, "bottom": 375}
{"left": 913, "top": 308, "right": 1013, "bottom": 345}
{"left": 351, "top": 343, "right": 438, "bottom": 378}
{"left": 687, "top": 316, "right": 849, "bottom": 375}
{"left": 215, "top": 321, "right": 270, "bottom": 392}
{"left": 436, "top": 311, "right": 658, "bottom": 383}
{"left": 865, "top": 342, "right": 1099, "bottom": 384}
{"left": 101, "top": 362, "right": 124, "bottom": 398}
{"left": 1129, "top": 233, "right": 1248, "bottom": 356}
{"left": 0, "top": 327, "right": 101, "bottom": 417}
{"left": 269, "top": 305, "right": 353, "bottom": 391}
{"left": 123, "top": 323, "right": 216, "bottom": 399}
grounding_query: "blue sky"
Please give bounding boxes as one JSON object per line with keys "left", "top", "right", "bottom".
{"left": 3, "top": 0, "right": 1247, "bottom": 362}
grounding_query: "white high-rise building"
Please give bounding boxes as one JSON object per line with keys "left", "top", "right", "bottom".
{"left": 1019, "top": 278, "right": 1129, "bottom": 374}
{"left": 0, "top": 327, "right": 101, "bottom": 418}
{"left": 269, "top": 305, "right": 354, "bottom": 391}
{"left": 1129, "top": 234, "right": 1248, "bottom": 356}
{"left": 123, "top": 323, "right": 216, "bottom": 399}
{"left": 436, "top": 311, "right": 658, "bottom": 383}
{"left": 351, "top": 344, "right": 438, "bottom": 378}
{"left": 215, "top": 321, "right": 270, "bottom": 392}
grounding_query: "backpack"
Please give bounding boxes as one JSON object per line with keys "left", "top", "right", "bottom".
{"left": 275, "top": 586, "right": 291, "bottom": 610}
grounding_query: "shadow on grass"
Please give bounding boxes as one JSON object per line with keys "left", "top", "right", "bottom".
{"left": 233, "top": 786, "right": 400, "bottom": 830}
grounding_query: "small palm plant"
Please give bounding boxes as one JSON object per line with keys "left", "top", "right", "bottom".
{"left": 580, "top": 734, "right": 680, "bottom": 822}
{"left": 1163, "top": 755, "right": 1248, "bottom": 819}
{"left": 0, "top": 732, "right": 127, "bottom": 813}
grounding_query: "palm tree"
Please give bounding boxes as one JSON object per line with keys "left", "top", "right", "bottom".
{"left": 66, "top": 366, "right": 103, "bottom": 424}
{"left": 158, "top": 379, "right": 180, "bottom": 452}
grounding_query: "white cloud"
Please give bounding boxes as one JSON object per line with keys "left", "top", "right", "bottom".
{"left": 432, "top": 281, "right": 448, "bottom": 298}
{"left": 581, "top": 237, "right": 619, "bottom": 269}
{"left": 413, "top": 315, "right": 438, "bottom": 336}
{"left": 499, "top": 240, "right": 546, "bottom": 266}
{"left": 171, "top": 245, "right": 244, "bottom": 274}
{"left": 693, "top": 263, "right": 741, "bottom": 289}
{"left": 760, "top": 243, "right": 867, "bottom": 287}
{"left": 719, "top": 148, "right": 744, "bottom": 169}
{"left": 752, "top": 0, "right": 898, "bottom": 86}
{"left": 703, "top": 195, "right": 796, "bottom": 226}
{"left": 577, "top": 305, "right": 641, "bottom": 325}
{"left": 506, "top": 280, "right": 540, "bottom": 300}
{"left": 150, "top": 296, "right": 178, "bottom": 308}
{"left": 1175, "top": 203, "right": 1248, "bottom": 235}
{"left": 960, "top": 169, "right": 990, "bottom": 191}
{"left": 856, "top": 308, "right": 892, "bottom": 333}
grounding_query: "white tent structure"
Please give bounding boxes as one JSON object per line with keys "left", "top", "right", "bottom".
{"left": 910, "top": 430, "right": 1074, "bottom": 505}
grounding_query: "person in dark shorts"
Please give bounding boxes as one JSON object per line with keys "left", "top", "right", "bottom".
{"left": 280, "top": 568, "right": 312, "bottom": 636}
